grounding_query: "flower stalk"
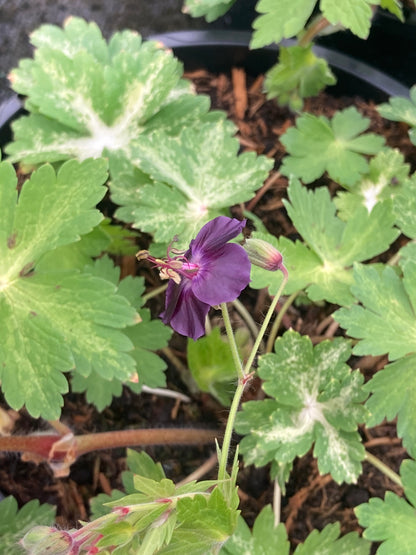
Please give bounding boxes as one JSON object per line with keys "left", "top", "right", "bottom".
{"left": 217, "top": 265, "right": 288, "bottom": 484}
{"left": 221, "top": 302, "right": 244, "bottom": 380}
{"left": 243, "top": 270, "right": 289, "bottom": 376}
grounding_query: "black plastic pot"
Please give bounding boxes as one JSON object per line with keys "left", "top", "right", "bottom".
{"left": 148, "top": 30, "right": 409, "bottom": 101}
{"left": 0, "top": 30, "right": 409, "bottom": 146}
{"left": 317, "top": 9, "right": 416, "bottom": 89}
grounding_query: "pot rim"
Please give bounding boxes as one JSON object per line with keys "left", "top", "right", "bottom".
{"left": 148, "top": 30, "right": 409, "bottom": 100}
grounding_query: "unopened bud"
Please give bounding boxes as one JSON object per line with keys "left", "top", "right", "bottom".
{"left": 21, "top": 526, "right": 76, "bottom": 555}
{"left": 244, "top": 238, "right": 284, "bottom": 272}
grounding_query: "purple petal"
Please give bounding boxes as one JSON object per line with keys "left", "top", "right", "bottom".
{"left": 192, "top": 216, "right": 246, "bottom": 254}
{"left": 161, "top": 281, "right": 210, "bottom": 340}
{"left": 192, "top": 243, "right": 251, "bottom": 305}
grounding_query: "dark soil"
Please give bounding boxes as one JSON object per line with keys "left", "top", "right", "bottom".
{"left": 0, "top": 67, "right": 412, "bottom": 552}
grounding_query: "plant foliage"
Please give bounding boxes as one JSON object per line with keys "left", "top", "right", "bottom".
{"left": 221, "top": 506, "right": 370, "bottom": 554}
{"left": 249, "top": 178, "right": 399, "bottom": 306}
{"left": 355, "top": 459, "right": 416, "bottom": 554}
{"left": 6, "top": 17, "right": 214, "bottom": 166}
{"left": 0, "top": 496, "right": 55, "bottom": 554}
{"left": 110, "top": 121, "right": 272, "bottom": 245}
{"left": 236, "top": 330, "right": 367, "bottom": 484}
{"left": 264, "top": 44, "right": 336, "bottom": 109}
{"left": 378, "top": 85, "right": 416, "bottom": 146}
{"left": 0, "top": 157, "right": 142, "bottom": 419}
{"left": 280, "top": 107, "right": 385, "bottom": 186}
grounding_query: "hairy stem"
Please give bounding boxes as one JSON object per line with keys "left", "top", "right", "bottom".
{"left": 217, "top": 379, "right": 246, "bottom": 484}
{"left": 0, "top": 428, "right": 218, "bottom": 466}
{"left": 221, "top": 302, "right": 244, "bottom": 380}
{"left": 266, "top": 290, "right": 300, "bottom": 353}
{"left": 75, "top": 428, "right": 218, "bottom": 456}
{"left": 217, "top": 272, "right": 288, "bottom": 484}
{"left": 243, "top": 270, "right": 288, "bottom": 375}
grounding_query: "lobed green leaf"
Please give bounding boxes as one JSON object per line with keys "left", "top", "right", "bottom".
{"left": 280, "top": 107, "right": 385, "bottom": 186}
{"left": 334, "top": 261, "right": 416, "bottom": 360}
{"left": 71, "top": 258, "right": 171, "bottom": 410}
{"left": 6, "top": 17, "right": 214, "bottom": 166}
{"left": 394, "top": 173, "right": 416, "bottom": 238}
{"left": 335, "top": 148, "right": 410, "bottom": 221}
{"left": 0, "top": 160, "right": 139, "bottom": 419}
{"left": 221, "top": 506, "right": 289, "bottom": 554}
{"left": 378, "top": 85, "right": 416, "bottom": 146}
{"left": 265, "top": 44, "right": 336, "bottom": 109}
{"left": 236, "top": 330, "right": 367, "bottom": 483}
{"left": 321, "top": 0, "right": 376, "bottom": 39}
{"left": 251, "top": 0, "right": 316, "bottom": 49}
{"left": 356, "top": 490, "right": 416, "bottom": 554}
{"left": 221, "top": 506, "right": 369, "bottom": 554}
{"left": 294, "top": 521, "right": 370, "bottom": 554}
{"left": 249, "top": 179, "right": 398, "bottom": 306}
{"left": 0, "top": 497, "right": 55, "bottom": 554}
{"left": 183, "top": 0, "right": 236, "bottom": 21}
{"left": 364, "top": 354, "right": 416, "bottom": 459}
{"left": 112, "top": 120, "right": 273, "bottom": 246}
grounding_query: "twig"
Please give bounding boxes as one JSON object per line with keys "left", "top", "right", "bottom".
{"left": 141, "top": 386, "right": 191, "bottom": 403}
{"left": 364, "top": 437, "right": 403, "bottom": 448}
{"left": 176, "top": 452, "right": 218, "bottom": 487}
{"left": 299, "top": 15, "right": 331, "bottom": 47}
{"left": 161, "top": 347, "right": 200, "bottom": 394}
{"left": 246, "top": 171, "right": 281, "bottom": 212}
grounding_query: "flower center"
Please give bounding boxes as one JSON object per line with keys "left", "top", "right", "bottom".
{"left": 136, "top": 239, "right": 199, "bottom": 284}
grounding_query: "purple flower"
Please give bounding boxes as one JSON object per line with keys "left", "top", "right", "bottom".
{"left": 138, "top": 217, "right": 251, "bottom": 340}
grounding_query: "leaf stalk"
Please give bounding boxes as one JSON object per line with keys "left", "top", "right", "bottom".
{"left": 364, "top": 450, "right": 403, "bottom": 488}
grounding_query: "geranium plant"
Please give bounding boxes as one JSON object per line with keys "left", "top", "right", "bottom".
{"left": 0, "top": 12, "right": 415, "bottom": 555}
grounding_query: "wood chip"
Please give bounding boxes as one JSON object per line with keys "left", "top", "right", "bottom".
{"left": 98, "top": 471, "right": 113, "bottom": 495}
{"left": 232, "top": 67, "right": 248, "bottom": 119}
{"left": 249, "top": 74, "right": 264, "bottom": 94}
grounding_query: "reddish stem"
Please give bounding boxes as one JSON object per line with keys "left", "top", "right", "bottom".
{"left": 0, "top": 434, "right": 59, "bottom": 459}
{"left": 0, "top": 428, "right": 219, "bottom": 476}
{"left": 74, "top": 428, "right": 218, "bottom": 456}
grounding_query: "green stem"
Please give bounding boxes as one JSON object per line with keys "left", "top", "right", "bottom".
{"left": 221, "top": 302, "right": 244, "bottom": 380}
{"left": 232, "top": 297, "right": 259, "bottom": 340}
{"left": 365, "top": 450, "right": 403, "bottom": 488}
{"left": 217, "top": 272, "right": 288, "bottom": 485}
{"left": 217, "top": 379, "right": 245, "bottom": 483}
{"left": 243, "top": 272, "right": 288, "bottom": 375}
{"left": 273, "top": 479, "right": 282, "bottom": 528}
{"left": 142, "top": 283, "right": 168, "bottom": 303}
{"left": 298, "top": 14, "right": 331, "bottom": 47}
{"left": 266, "top": 290, "right": 299, "bottom": 353}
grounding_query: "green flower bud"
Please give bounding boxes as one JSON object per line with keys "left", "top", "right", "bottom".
{"left": 21, "top": 526, "right": 76, "bottom": 555}
{"left": 244, "top": 238, "right": 284, "bottom": 272}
